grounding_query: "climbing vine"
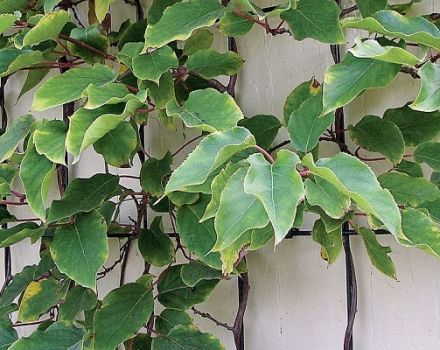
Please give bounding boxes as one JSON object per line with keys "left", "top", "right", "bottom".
{"left": 0, "top": 0, "right": 440, "bottom": 348}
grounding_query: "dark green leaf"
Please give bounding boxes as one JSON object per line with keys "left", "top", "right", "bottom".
{"left": 152, "top": 325, "right": 225, "bottom": 350}
{"left": 312, "top": 219, "right": 342, "bottom": 264}
{"left": 238, "top": 114, "right": 281, "bottom": 149}
{"left": 140, "top": 152, "right": 172, "bottom": 197}
{"left": 138, "top": 217, "right": 174, "bottom": 267}
{"left": 155, "top": 309, "right": 193, "bottom": 335}
{"left": 378, "top": 172, "right": 440, "bottom": 206}
{"left": 176, "top": 196, "right": 222, "bottom": 269}
{"left": 157, "top": 265, "right": 218, "bottom": 309}
{"left": 348, "top": 115, "right": 405, "bottom": 164}
{"left": 48, "top": 173, "right": 119, "bottom": 223}
{"left": 94, "top": 282, "right": 154, "bottom": 350}
{"left": 414, "top": 142, "right": 440, "bottom": 171}
{"left": 50, "top": 210, "right": 108, "bottom": 289}
{"left": 281, "top": 0, "right": 344, "bottom": 44}
{"left": 383, "top": 104, "right": 440, "bottom": 146}
{"left": 356, "top": 226, "right": 397, "bottom": 279}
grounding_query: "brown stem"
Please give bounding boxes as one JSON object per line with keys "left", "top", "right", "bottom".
{"left": 340, "top": 5, "right": 358, "bottom": 17}
{"left": 255, "top": 145, "right": 275, "bottom": 163}
{"left": 192, "top": 307, "right": 233, "bottom": 331}
{"left": 172, "top": 134, "right": 203, "bottom": 156}
{"left": 59, "top": 34, "right": 116, "bottom": 61}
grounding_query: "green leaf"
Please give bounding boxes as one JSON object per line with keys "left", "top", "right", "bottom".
{"left": 349, "top": 38, "right": 420, "bottom": 66}
{"left": 348, "top": 115, "right": 405, "bottom": 165}
{"left": 283, "top": 78, "right": 320, "bottom": 125}
{"left": 410, "top": 62, "right": 440, "bottom": 112}
{"left": 157, "top": 265, "right": 218, "bottom": 309}
{"left": 32, "top": 64, "right": 117, "bottom": 111}
{"left": 18, "top": 278, "right": 59, "bottom": 322}
{"left": 0, "top": 14, "right": 16, "bottom": 35}
{"left": 138, "top": 217, "right": 174, "bottom": 267}
{"left": 67, "top": 25, "right": 109, "bottom": 64}
{"left": 356, "top": 226, "right": 397, "bottom": 279}
{"left": 166, "top": 88, "right": 244, "bottom": 132}
{"left": 183, "top": 29, "right": 213, "bottom": 56}
{"left": 342, "top": 10, "right": 440, "bottom": 51}
{"left": 23, "top": 10, "right": 70, "bottom": 46}
{"left": 117, "top": 42, "right": 143, "bottom": 69}
{"left": 0, "top": 164, "right": 17, "bottom": 197}
{"left": 383, "top": 104, "right": 440, "bottom": 146}
{"left": 418, "top": 198, "right": 440, "bottom": 224}
{"left": 140, "top": 152, "right": 172, "bottom": 197}
{"left": 280, "top": 0, "right": 344, "bottom": 44}
{"left": 94, "top": 282, "right": 154, "bottom": 350}
{"left": 218, "top": 12, "right": 254, "bottom": 37}
{"left": 129, "top": 334, "right": 153, "bottom": 350}
{"left": 0, "top": 49, "right": 44, "bottom": 78}
{"left": 95, "top": 0, "right": 116, "bottom": 22}
{"left": 395, "top": 160, "right": 424, "bottom": 178}
{"left": 186, "top": 49, "right": 243, "bottom": 79}
{"left": 355, "top": 0, "right": 387, "bottom": 17}
{"left": 148, "top": 0, "right": 181, "bottom": 25}
{"left": 0, "top": 0, "right": 28, "bottom": 14}
{"left": 132, "top": 46, "right": 178, "bottom": 83}
{"left": 180, "top": 261, "right": 222, "bottom": 287}
{"left": 303, "top": 153, "right": 403, "bottom": 239}
{"left": 305, "top": 177, "right": 350, "bottom": 219}
{"left": 66, "top": 103, "right": 144, "bottom": 161}
{"left": 414, "top": 141, "right": 440, "bottom": 171}
{"left": 140, "top": 72, "right": 176, "bottom": 110}
{"left": 0, "top": 325, "right": 17, "bottom": 350}
{"left": 33, "top": 120, "right": 67, "bottom": 165}
{"left": 0, "top": 223, "right": 44, "bottom": 248}
{"left": 155, "top": 309, "right": 193, "bottom": 335}
{"left": 50, "top": 210, "right": 108, "bottom": 289}
{"left": 59, "top": 286, "right": 97, "bottom": 324}
{"left": 117, "top": 19, "right": 149, "bottom": 50}
{"left": 48, "top": 173, "right": 119, "bottom": 223}
{"left": 176, "top": 196, "right": 222, "bottom": 269}
{"left": 8, "top": 322, "right": 84, "bottom": 350}
{"left": 378, "top": 173, "right": 440, "bottom": 206}
{"left": 288, "top": 90, "right": 334, "bottom": 152}
{"left": 17, "top": 68, "right": 50, "bottom": 102}
{"left": 214, "top": 167, "right": 269, "bottom": 250}
{"left": 244, "top": 150, "right": 304, "bottom": 245}
{"left": 168, "top": 192, "right": 199, "bottom": 206}
{"left": 311, "top": 219, "right": 342, "bottom": 264}
{"left": 401, "top": 208, "right": 440, "bottom": 256}
{"left": 238, "top": 114, "right": 281, "bottom": 149}
{"left": 165, "top": 127, "right": 255, "bottom": 194}
{"left": 0, "top": 114, "right": 34, "bottom": 163}
{"left": 144, "top": 0, "right": 225, "bottom": 49}
{"left": 0, "top": 265, "right": 36, "bottom": 307}
{"left": 19, "top": 143, "right": 55, "bottom": 221}
{"left": 201, "top": 162, "right": 242, "bottom": 222}
{"left": 220, "top": 224, "right": 273, "bottom": 274}
{"left": 322, "top": 53, "right": 400, "bottom": 114}
{"left": 93, "top": 121, "right": 137, "bottom": 167}
{"left": 152, "top": 325, "right": 225, "bottom": 350}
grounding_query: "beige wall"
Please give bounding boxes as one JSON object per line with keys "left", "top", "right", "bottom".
{"left": 2, "top": 0, "right": 440, "bottom": 349}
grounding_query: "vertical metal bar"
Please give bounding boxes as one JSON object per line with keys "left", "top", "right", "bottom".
{"left": 1, "top": 76, "right": 12, "bottom": 290}
{"left": 331, "top": 7, "right": 358, "bottom": 345}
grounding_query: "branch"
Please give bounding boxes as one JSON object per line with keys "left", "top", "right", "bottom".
{"left": 59, "top": 34, "right": 116, "bottom": 61}
{"left": 233, "top": 273, "right": 250, "bottom": 349}
{"left": 192, "top": 307, "right": 233, "bottom": 331}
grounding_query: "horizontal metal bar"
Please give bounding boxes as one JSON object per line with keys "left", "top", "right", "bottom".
{"left": 105, "top": 229, "right": 391, "bottom": 239}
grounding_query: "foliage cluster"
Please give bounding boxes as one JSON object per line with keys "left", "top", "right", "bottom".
{"left": 0, "top": 0, "right": 440, "bottom": 348}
